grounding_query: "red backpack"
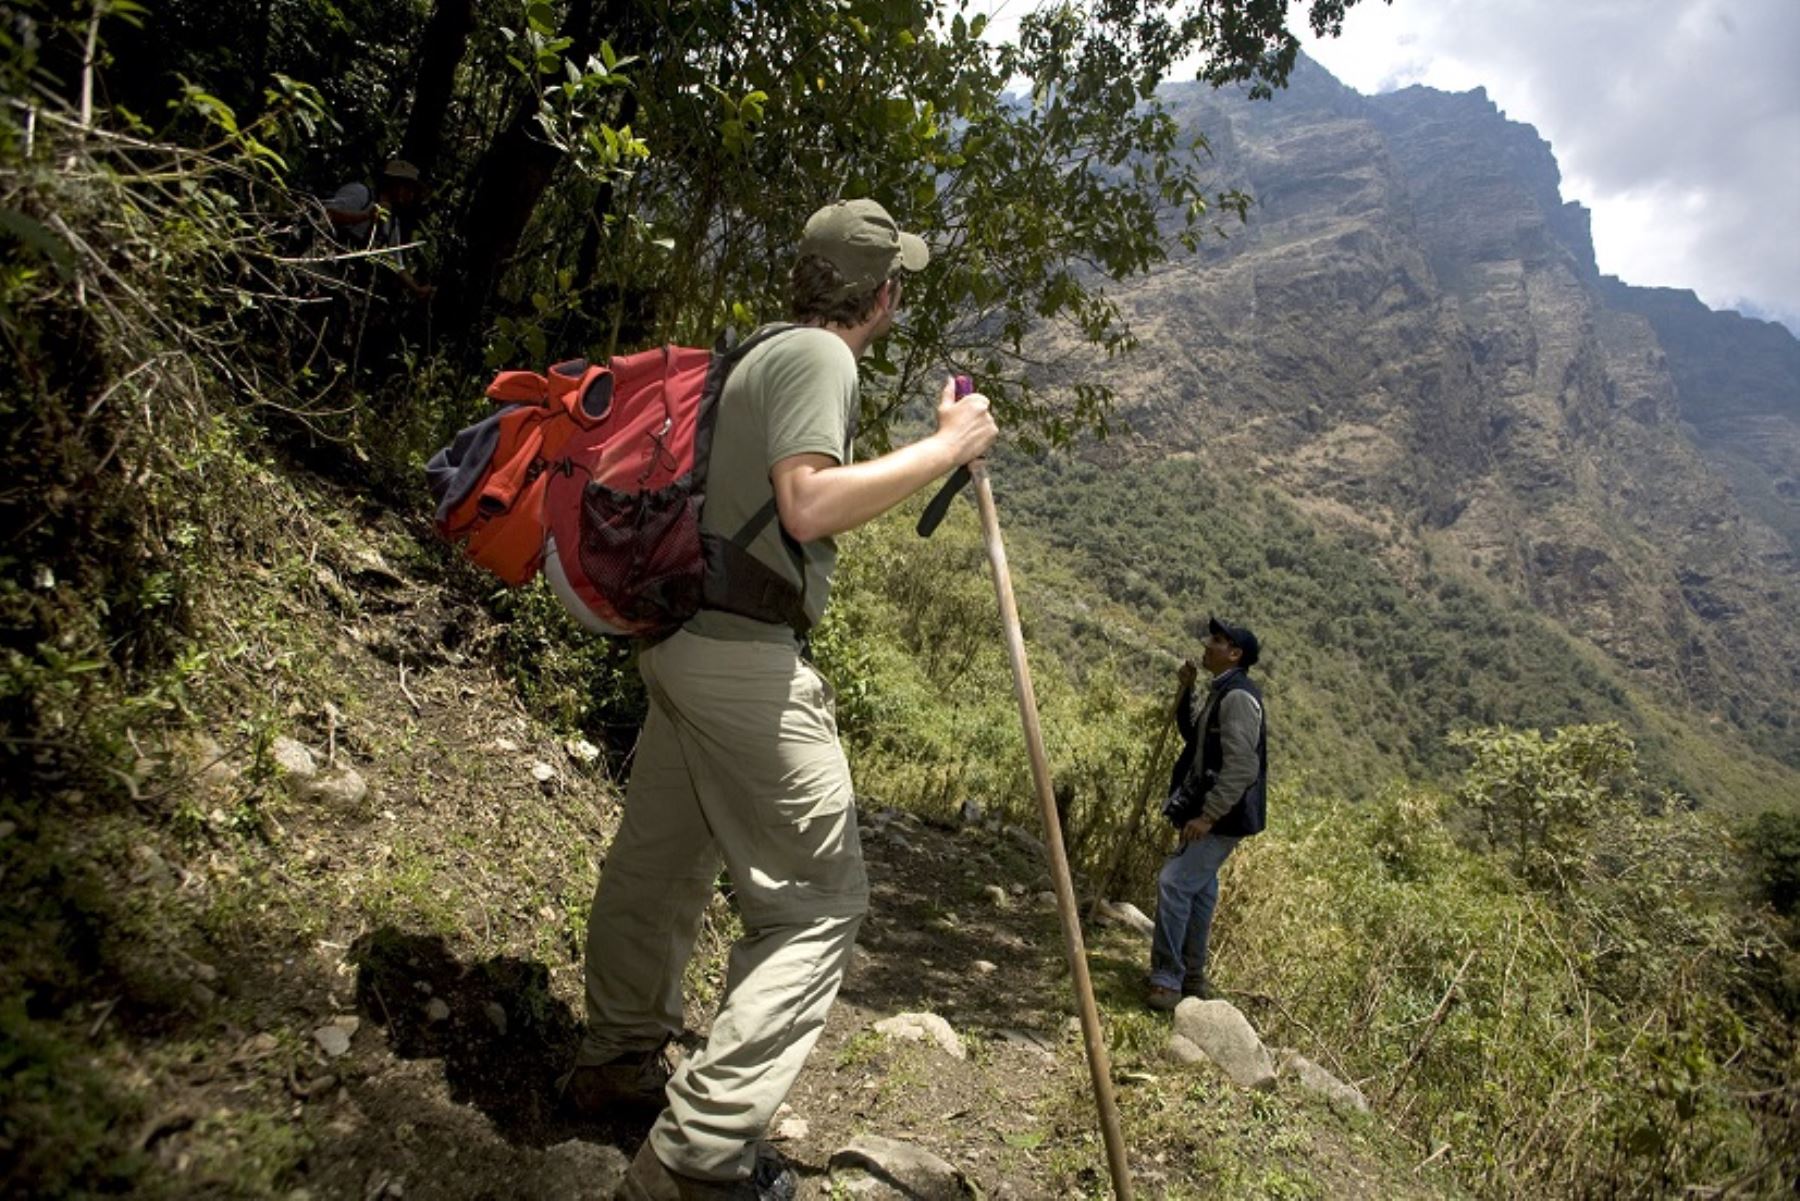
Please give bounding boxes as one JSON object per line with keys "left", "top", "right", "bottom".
{"left": 426, "top": 325, "right": 810, "bottom": 638}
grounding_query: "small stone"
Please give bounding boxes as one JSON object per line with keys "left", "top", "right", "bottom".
{"left": 483, "top": 1002, "right": 508, "bottom": 1036}
{"left": 829, "top": 1134, "right": 973, "bottom": 1199}
{"left": 972, "top": 960, "right": 997, "bottom": 975}
{"left": 425, "top": 999, "right": 450, "bottom": 1023}
{"left": 1097, "top": 899, "right": 1155, "bottom": 937}
{"left": 302, "top": 766, "right": 369, "bottom": 810}
{"left": 1167, "top": 1032, "right": 1207, "bottom": 1065}
{"left": 565, "top": 738, "right": 601, "bottom": 765}
{"left": 538, "top": 1141, "right": 630, "bottom": 1192}
{"left": 1034, "top": 891, "right": 1058, "bottom": 911}
{"left": 774, "top": 1115, "right": 810, "bottom": 1141}
{"left": 981, "top": 885, "right": 1008, "bottom": 908}
{"left": 997, "top": 1029, "right": 1055, "bottom": 1059}
{"left": 271, "top": 737, "right": 318, "bottom": 780}
{"left": 495, "top": 737, "right": 520, "bottom": 753}
{"left": 129, "top": 845, "right": 174, "bottom": 888}
{"left": 873, "top": 1012, "right": 965, "bottom": 1060}
{"left": 1283, "top": 1053, "right": 1370, "bottom": 1112}
{"left": 314, "top": 1025, "right": 352, "bottom": 1058}
{"left": 330, "top": 1014, "right": 361, "bottom": 1035}
{"left": 1006, "top": 827, "right": 1046, "bottom": 858}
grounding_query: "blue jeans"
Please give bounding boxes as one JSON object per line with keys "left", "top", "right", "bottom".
{"left": 1149, "top": 833, "right": 1241, "bottom": 993}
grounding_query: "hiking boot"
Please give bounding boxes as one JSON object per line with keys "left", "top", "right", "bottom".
{"left": 1146, "top": 985, "right": 1182, "bottom": 1012}
{"left": 614, "top": 1141, "right": 796, "bottom": 1201}
{"left": 562, "top": 1039, "right": 676, "bottom": 1117}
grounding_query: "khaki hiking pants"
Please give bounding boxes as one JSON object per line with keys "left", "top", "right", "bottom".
{"left": 579, "top": 629, "right": 868, "bottom": 1182}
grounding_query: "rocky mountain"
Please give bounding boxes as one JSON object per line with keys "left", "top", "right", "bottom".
{"left": 1070, "top": 57, "right": 1800, "bottom": 772}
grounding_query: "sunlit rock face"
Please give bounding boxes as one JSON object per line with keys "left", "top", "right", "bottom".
{"left": 1076, "top": 57, "right": 1800, "bottom": 763}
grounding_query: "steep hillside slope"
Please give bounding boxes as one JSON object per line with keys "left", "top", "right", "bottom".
{"left": 0, "top": 471, "right": 1461, "bottom": 1200}
{"left": 1039, "top": 60, "right": 1800, "bottom": 780}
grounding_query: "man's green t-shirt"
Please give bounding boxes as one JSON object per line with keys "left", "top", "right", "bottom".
{"left": 685, "top": 326, "right": 858, "bottom": 645}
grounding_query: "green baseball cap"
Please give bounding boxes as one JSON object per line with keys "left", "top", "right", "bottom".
{"left": 799, "top": 198, "right": 929, "bottom": 299}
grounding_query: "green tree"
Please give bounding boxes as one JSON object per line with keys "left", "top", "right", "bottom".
{"left": 1450, "top": 722, "right": 1637, "bottom": 889}
{"left": 437, "top": 0, "right": 1383, "bottom": 447}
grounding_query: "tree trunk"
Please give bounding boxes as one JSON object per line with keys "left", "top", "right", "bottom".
{"left": 444, "top": 0, "right": 613, "bottom": 350}
{"left": 400, "top": 0, "right": 477, "bottom": 181}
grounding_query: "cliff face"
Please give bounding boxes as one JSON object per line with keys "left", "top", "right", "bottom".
{"left": 1095, "top": 59, "right": 1800, "bottom": 764}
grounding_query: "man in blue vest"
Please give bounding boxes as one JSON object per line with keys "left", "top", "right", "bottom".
{"left": 1147, "top": 616, "right": 1267, "bottom": 1011}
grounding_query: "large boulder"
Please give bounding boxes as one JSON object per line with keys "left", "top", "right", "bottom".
{"left": 1171, "top": 998, "right": 1276, "bottom": 1091}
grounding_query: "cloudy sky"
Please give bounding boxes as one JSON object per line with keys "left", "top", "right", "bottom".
{"left": 1294, "top": 0, "right": 1800, "bottom": 334}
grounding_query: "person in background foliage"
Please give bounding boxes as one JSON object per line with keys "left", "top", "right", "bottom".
{"left": 564, "top": 198, "right": 998, "bottom": 1201}
{"left": 1147, "top": 616, "right": 1267, "bottom": 1011}
{"left": 323, "top": 157, "right": 434, "bottom": 302}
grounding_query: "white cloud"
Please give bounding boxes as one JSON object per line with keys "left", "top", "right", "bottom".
{"left": 1299, "top": 0, "right": 1800, "bottom": 330}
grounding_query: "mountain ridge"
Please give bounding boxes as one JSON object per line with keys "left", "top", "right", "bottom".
{"left": 1026, "top": 57, "right": 1800, "bottom": 787}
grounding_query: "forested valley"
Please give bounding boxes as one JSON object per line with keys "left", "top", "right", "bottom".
{"left": 3, "top": 2, "right": 1795, "bottom": 1198}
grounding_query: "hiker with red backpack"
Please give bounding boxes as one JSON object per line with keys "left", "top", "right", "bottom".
{"left": 546, "top": 199, "right": 997, "bottom": 1200}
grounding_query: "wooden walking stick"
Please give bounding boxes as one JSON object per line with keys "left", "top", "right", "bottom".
{"left": 919, "top": 378, "right": 1133, "bottom": 1200}
{"left": 970, "top": 460, "right": 1133, "bottom": 1199}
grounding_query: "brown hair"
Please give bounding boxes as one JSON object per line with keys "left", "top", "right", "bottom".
{"left": 790, "top": 254, "right": 897, "bottom": 326}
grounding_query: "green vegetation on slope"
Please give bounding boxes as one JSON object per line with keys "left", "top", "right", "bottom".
{"left": 3, "top": 5, "right": 1795, "bottom": 1197}
{"left": 990, "top": 452, "right": 1800, "bottom": 813}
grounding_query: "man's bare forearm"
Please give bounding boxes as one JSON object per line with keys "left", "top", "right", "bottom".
{"left": 773, "top": 437, "right": 963, "bottom": 543}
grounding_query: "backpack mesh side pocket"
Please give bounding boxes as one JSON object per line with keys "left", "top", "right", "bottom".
{"left": 576, "top": 478, "right": 705, "bottom": 633}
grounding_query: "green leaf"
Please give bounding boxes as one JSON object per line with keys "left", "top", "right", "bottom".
{"left": 0, "top": 209, "right": 74, "bottom": 279}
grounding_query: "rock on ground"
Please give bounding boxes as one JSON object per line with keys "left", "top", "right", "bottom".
{"left": 302, "top": 765, "right": 369, "bottom": 810}
{"left": 1283, "top": 1052, "right": 1371, "bottom": 1113}
{"left": 872, "top": 1012, "right": 965, "bottom": 1060}
{"left": 272, "top": 736, "right": 319, "bottom": 780}
{"left": 828, "top": 1134, "right": 975, "bottom": 1200}
{"left": 1096, "top": 898, "right": 1154, "bottom": 936}
{"left": 1171, "top": 998, "right": 1276, "bottom": 1090}
{"left": 533, "top": 1139, "right": 629, "bottom": 1196}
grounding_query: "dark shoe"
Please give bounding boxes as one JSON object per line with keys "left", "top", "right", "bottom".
{"left": 563, "top": 1039, "right": 676, "bottom": 1117}
{"left": 615, "top": 1140, "right": 796, "bottom": 1200}
{"left": 1145, "top": 985, "right": 1182, "bottom": 1012}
